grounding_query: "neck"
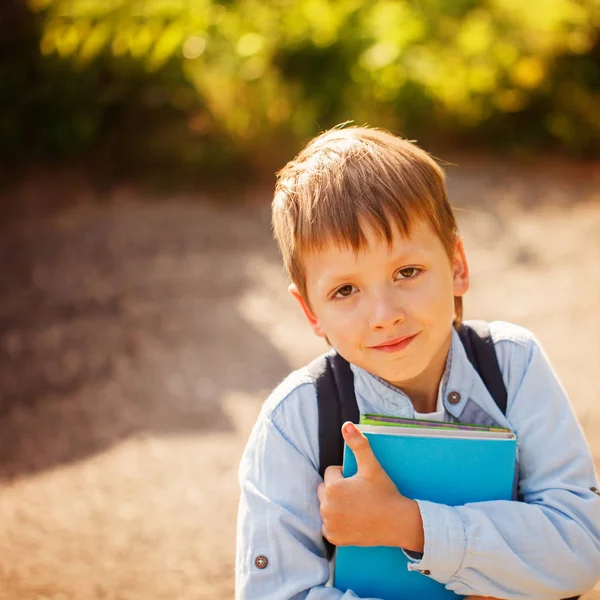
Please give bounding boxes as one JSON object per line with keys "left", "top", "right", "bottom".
{"left": 410, "top": 391, "right": 439, "bottom": 414}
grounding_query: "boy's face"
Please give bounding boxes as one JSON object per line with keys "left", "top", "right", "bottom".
{"left": 290, "top": 218, "right": 469, "bottom": 399}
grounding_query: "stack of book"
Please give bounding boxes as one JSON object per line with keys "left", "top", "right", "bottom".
{"left": 334, "top": 414, "right": 517, "bottom": 600}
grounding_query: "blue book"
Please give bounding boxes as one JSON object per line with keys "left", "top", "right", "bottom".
{"left": 334, "top": 424, "right": 517, "bottom": 600}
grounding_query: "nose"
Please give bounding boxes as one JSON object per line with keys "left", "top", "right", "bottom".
{"left": 367, "top": 290, "right": 405, "bottom": 331}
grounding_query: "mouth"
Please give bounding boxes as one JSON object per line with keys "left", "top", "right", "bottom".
{"left": 369, "top": 332, "right": 419, "bottom": 352}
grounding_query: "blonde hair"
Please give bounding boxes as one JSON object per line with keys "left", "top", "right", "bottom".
{"left": 272, "top": 126, "right": 463, "bottom": 325}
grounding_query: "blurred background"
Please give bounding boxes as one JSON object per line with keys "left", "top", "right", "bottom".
{"left": 0, "top": 0, "right": 599, "bottom": 598}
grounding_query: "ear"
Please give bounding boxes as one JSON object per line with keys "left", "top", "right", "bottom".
{"left": 452, "top": 237, "right": 470, "bottom": 297}
{"left": 288, "top": 283, "right": 327, "bottom": 339}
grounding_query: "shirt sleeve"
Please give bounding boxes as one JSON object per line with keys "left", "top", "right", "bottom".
{"left": 235, "top": 382, "right": 383, "bottom": 600}
{"left": 406, "top": 335, "right": 600, "bottom": 598}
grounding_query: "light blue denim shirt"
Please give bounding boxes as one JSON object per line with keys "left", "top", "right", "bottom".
{"left": 236, "top": 321, "right": 600, "bottom": 599}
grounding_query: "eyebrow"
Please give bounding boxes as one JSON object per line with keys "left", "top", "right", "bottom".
{"left": 315, "top": 271, "right": 355, "bottom": 287}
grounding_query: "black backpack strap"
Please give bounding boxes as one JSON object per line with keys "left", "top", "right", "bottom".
{"left": 307, "top": 350, "right": 359, "bottom": 559}
{"left": 457, "top": 320, "right": 508, "bottom": 415}
{"left": 307, "top": 350, "right": 360, "bottom": 479}
{"left": 459, "top": 321, "right": 523, "bottom": 502}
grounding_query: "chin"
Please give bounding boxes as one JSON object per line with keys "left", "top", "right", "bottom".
{"left": 378, "top": 369, "right": 418, "bottom": 387}
{"left": 373, "top": 358, "right": 426, "bottom": 386}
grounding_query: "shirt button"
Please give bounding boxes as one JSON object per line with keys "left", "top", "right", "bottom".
{"left": 447, "top": 391, "right": 461, "bottom": 404}
{"left": 418, "top": 569, "right": 431, "bottom": 575}
{"left": 254, "top": 555, "right": 268, "bottom": 569}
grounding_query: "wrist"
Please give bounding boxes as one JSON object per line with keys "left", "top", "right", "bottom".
{"left": 389, "top": 497, "right": 425, "bottom": 552}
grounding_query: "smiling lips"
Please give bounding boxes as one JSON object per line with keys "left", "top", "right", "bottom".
{"left": 370, "top": 332, "right": 419, "bottom": 353}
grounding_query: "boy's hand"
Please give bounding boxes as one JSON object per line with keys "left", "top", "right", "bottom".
{"left": 317, "top": 422, "right": 424, "bottom": 551}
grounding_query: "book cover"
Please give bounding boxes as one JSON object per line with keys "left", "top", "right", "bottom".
{"left": 334, "top": 424, "right": 517, "bottom": 600}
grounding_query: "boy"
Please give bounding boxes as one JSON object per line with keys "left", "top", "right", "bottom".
{"left": 235, "top": 126, "right": 600, "bottom": 599}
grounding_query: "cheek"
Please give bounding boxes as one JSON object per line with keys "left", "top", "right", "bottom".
{"left": 325, "top": 306, "right": 360, "bottom": 330}
{"left": 412, "top": 275, "right": 455, "bottom": 322}
{"left": 319, "top": 301, "right": 365, "bottom": 338}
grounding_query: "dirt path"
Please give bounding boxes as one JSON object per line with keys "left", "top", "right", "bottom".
{"left": 0, "top": 157, "right": 599, "bottom": 599}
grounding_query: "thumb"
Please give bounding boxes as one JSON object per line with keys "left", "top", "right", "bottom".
{"left": 342, "top": 422, "right": 381, "bottom": 477}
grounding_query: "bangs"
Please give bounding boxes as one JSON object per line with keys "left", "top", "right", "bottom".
{"left": 293, "top": 161, "right": 433, "bottom": 256}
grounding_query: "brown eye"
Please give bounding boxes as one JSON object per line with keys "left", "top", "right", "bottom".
{"left": 396, "top": 267, "right": 419, "bottom": 280}
{"left": 334, "top": 285, "right": 357, "bottom": 298}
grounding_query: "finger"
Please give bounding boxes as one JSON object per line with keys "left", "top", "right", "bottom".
{"left": 342, "top": 421, "right": 381, "bottom": 477}
{"left": 323, "top": 465, "right": 343, "bottom": 485}
{"left": 317, "top": 482, "right": 325, "bottom": 504}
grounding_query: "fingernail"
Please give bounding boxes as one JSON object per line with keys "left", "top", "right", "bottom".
{"left": 343, "top": 422, "right": 355, "bottom": 436}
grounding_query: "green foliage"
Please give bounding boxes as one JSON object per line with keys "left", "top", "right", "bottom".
{"left": 1, "top": 0, "right": 599, "bottom": 174}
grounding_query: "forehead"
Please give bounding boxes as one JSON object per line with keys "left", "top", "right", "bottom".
{"left": 302, "top": 218, "right": 445, "bottom": 278}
